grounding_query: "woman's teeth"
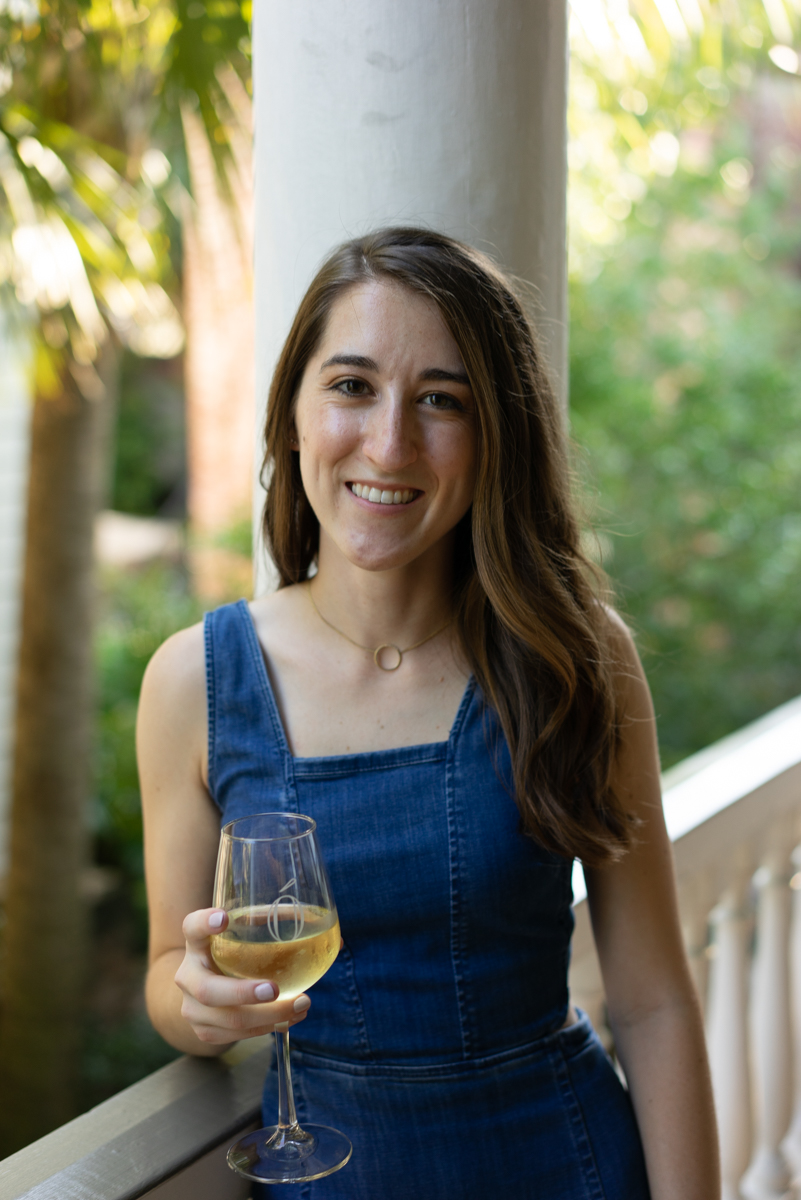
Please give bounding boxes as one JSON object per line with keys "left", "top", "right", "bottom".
{"left": 351, "top": 483, "right": 416, "bottom": 505}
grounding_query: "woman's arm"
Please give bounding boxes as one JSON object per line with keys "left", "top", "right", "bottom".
{"left": 584, "top": 614, "right": 720, "bottom": 1200}
{"left": 138, "top": 623, "right": 309, "bottom": 1055}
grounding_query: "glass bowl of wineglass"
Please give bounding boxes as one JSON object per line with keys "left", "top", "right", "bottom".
{"left": 211, "top": 812, "right": 352, "bottom": 1184}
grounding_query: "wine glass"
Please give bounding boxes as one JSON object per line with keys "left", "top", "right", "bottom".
{"left": 211, "top": 812, "right": 352, "bottom": 1184}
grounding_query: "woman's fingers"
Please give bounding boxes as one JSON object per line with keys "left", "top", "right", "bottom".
{"left": 182, "top": 907, "right": 228, "bottom": 950}
{"left": 176, "top": 907, "right": 313, "bottom": 1043}
{"left": 180, "top": 991, "right": 309, "bottom": 1035}
{"left": 176, "top": 959, "right": 281, "bottom": 1008}
{"left": 179, "top": 990, "right": 310, "bottom": 1043}
{"left": 175, "top": 909, "right": 312, "bottom": 1042}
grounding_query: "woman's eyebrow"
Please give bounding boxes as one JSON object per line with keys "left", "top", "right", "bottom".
{"left": 320, "top": 354, "right": 378, "bottom": 372}
{"left": 419, "top": 367, "right": 470, "bottom": 386}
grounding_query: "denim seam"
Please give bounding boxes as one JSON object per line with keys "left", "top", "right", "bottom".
{"left": 337, "top": 943, "right": 374, "bottom": 1060}
{"left": 444, "top": 682, "right": 476, "bottom": 1061}
{"left": 292, "top": 753, "right": 447, "bottom": 779}
{"left": 553, "top": 1041, "right": 607, "bottom": 1200}
{"left": 292, "top": 1069, "right": 312, "bottom": 1200}
{"left": 290, "top": 1017, "right": 595, "bottom": 1079}
{"left": 203, "top": 611, "right": 220, "bottom": 806}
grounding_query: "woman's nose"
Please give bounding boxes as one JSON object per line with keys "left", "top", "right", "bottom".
{"left": 362, "top": 399, "right": 417, "bottom": 471}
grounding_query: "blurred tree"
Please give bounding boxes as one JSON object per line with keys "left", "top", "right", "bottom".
{"left": 0, "top": 0, "right": 250, "bottom": 1152}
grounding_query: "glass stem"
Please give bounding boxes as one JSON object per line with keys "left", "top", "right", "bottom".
{"left": 274, "top": 1026, "right": 299, "bottom": 1132}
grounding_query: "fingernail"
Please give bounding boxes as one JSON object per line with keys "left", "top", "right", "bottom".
{"left": 274, "top": 1021, "right": 289, "bottom": 1031}
{"left": 208, "top": 911, "right": 225, "bottom": 929}
{"left": 255, "top": 982, "right": 275, "bottom": 1001}
{"left": 293, "top": 995, "right": 311, "bottom": 1013}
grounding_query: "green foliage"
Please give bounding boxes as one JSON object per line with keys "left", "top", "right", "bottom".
{"left": 570, "top": 104, "right": 801, "bottom": 767}
{"left": 80, "top": 1010, "right": 180, "bottom": 1110}
{"left": 93, "top": 562, "right": 201, "bottom": 928}
{"left": 209, "top": 516, "right": 252, "bottom": 556}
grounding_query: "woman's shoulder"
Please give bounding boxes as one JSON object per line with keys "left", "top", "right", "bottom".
{"left": 140, "top": 620, "right": 206, "bottom": 716}
{"left": 596, "top": 602, "right": 638, "bottom": 662}
{"left": 595, "top": 604, "right": 653, "bottom": 721}
{"left": 139, "top": 587, "right": 309, "bottom": 695}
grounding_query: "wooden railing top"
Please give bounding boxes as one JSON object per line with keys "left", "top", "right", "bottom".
{"left": 0, "top": 1039, "right": 270, "bottom": 1200}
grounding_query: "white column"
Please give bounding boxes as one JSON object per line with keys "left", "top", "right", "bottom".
{"left": 0, "top": 319, "right": 31, "bottom": 883}
{"left": 781, "top": 842, "right": 801, "bottom": 1185}
{"left": 252, "top": 0, "right": 568, "bottom": 591}
{"left": 706, "top": 873, "right": 753, "bottom": 1200}
{"left": 741, "top": 850, "right": 794, "bottom": 1200}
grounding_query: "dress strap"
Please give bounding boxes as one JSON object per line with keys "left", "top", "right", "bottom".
{"left": 203, "top": 600, "right": 296, "bottom": 820}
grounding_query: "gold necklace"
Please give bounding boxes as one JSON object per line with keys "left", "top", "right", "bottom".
{"left": 307, "top": 583, "right": 450, "bottom": 671}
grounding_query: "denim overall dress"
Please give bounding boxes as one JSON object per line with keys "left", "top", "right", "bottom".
{"left": 205, "top": 601, "right": 651, "bottom": 1199}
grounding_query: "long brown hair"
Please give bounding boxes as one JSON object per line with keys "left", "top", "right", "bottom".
{"left": 262, "top": 227, "right": 633, "bottom": 866}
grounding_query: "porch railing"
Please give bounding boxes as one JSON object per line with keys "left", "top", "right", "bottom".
{"left": 0, "top": 1037, "right": 271, "bottom": 1199}
{"left": 570, "top": 693, "right": 801, "bottom": 1200}
{"left": 2, "top": 694, "right": 800, "bottom": 1199}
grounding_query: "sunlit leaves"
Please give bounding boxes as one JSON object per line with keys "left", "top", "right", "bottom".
{"left": 567, "top": 0, "right": 800, "bottom": 278}
{"left": 0, "top": 0, "right": 251, "bottom": 364}
{"left": 0, "top": 94, "right": 182, "bottom": 360}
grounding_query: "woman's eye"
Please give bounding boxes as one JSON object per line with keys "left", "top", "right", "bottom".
{"left": 420, "top": 392, "right": 461, "bottom": 410}
{"left": 335, "top": 378, "right": 369, "bottom": 396}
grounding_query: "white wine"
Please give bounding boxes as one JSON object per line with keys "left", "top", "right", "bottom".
{"left": 211, "top": 903, "right": 340, "bottom": 998}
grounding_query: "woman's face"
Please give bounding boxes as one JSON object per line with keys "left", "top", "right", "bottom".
{"left": 292, "top": 280, "right": 478, "bottom": 575}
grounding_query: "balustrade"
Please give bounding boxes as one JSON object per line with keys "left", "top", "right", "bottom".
{"left": 707, "top": 869, "right": 752, "bottom": 1200}
{"left": 782, "top": 852, "right": 801, "bottom": 1187}
{"left": 570, "top": 692, "right": 801, "bottom": 1200}
{"left": 741, "top": 846, "right": 794, "bottom": 1200}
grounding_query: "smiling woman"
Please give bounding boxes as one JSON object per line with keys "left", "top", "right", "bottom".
{"left": 288, "top": 280, "right": 478, "bottom": 583}
{"left": 138, "top": 227, "right": 719, "bottom": 1199}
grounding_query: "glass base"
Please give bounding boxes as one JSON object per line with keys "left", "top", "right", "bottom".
{"left": 227, "top": 1123, "right": 353, "bottom": 1184}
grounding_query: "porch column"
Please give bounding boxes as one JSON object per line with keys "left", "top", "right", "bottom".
{"left": 252, "top": 0, "right": 568, "bottom": 591}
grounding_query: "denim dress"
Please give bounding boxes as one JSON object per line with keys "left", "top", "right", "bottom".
{"left": 205, "top": 601, "right": 651, "bottom": 1200}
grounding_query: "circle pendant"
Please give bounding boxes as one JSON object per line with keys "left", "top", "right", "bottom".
{"left": 374, "top": 644, "right": 403, "bottom": 671}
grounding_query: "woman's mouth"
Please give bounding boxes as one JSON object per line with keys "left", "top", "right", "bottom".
{"left": 348, "top": 482, "right": 420, "bottom": 506}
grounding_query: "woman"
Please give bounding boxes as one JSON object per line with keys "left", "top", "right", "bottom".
{"left": 139, "top": 227, "right": 719, "bottom": 1198}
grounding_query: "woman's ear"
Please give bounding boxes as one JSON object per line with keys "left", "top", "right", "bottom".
{"left": 288, "top": 422, "right": 300, "bottom": 451}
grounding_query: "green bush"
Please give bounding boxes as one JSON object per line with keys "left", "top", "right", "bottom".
{"left": 570, "top": 139, "right": 801, "bottom": 767}
{"left": 94, "top": 562, "right": 202, "bottom": 920}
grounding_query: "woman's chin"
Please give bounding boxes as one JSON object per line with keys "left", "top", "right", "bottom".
{"left": 342, "top": 548, "right": 422, "bottom": 575}
{"left": 326, "top": 532, "right": 434, "bottom": 576}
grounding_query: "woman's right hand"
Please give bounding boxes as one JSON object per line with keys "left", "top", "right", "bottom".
{"left": 174, "top": 908, "right": 311, "bottom": 1046}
